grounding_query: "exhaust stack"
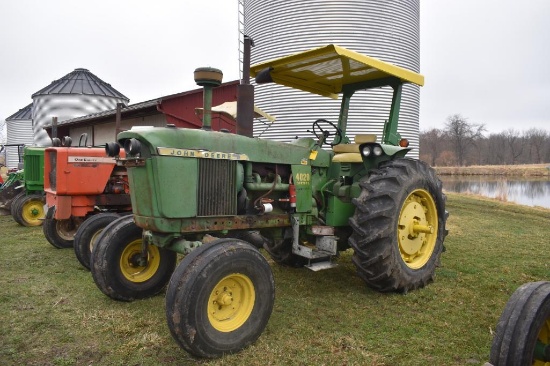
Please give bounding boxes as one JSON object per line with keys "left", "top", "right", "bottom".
{"left": 236, "top": 36, "right": 255, "bottom": 137}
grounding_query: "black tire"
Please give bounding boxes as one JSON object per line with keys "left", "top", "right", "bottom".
{"left": 43, "top": 206, "right": 81, "bottom": 248}
{"left": 74, "top": 212, "right": 120, "bottom": 270}
{"left": 9, "top": 192, "right": 27, "bottom": 225}
{"left": 489, "top": 281, "right": 550, "bottom": 366}
{"left": 263, "top": 237, "right": 307, "bottom": 267}
{"left": 348, "top": 158, "right": 447, "bottom": 293}
{"left": 11, "top": 193, "right": 46, "bottom": 227}
{"left": 166, "top": 239, "right": 275, "bottom": 358}
{"left": 91, "top": 215, "right": 177, "bottom": 301}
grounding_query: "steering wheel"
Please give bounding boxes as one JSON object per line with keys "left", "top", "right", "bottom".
{"left": 312, "top": 119, "right": 343, "bottom": 147}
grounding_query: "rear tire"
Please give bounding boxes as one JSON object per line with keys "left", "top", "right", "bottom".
{"left": 11, "top": 193, "right": 46, "bottom": 227}
{"left": 43, "top": 206, "right": 81, "bottom": 248}
{"left": 349, "top": 158, "right": 447, "bottom": 293}
{"left": 489, "top": 281, "right": 550, "bottom": 366}
{"left": 166, "top": 239, "right": 275, "bottom": 358}
{"left": 74, "top": 212, "right": 120, "bottom": 270}
{"left": 91, "top": 215, "right": 177, "bottom": 301}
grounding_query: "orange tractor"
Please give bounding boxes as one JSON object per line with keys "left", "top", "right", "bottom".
{"left": 43, "top": 144, "right": 132, "bottom": 268}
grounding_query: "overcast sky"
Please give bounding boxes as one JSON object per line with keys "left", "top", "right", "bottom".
{"left": 1, "top": 0, "right": 549, "bottom": 140}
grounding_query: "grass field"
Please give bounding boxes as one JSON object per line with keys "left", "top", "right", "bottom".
{"left": 1, "top": 193, "right": 549, "bottom": 366}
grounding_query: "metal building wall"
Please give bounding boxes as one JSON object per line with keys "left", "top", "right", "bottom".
{"left": 5, "top": 104, "right": 33, "bottom": 168}
{"left": 92, "top": 114, "right": 168, "bottom": 145}
{"left": 243, "top": 0, "right": 421, "bottom": 156}
{"left": 32, "top": 94, "right": 128, "bottom": 146}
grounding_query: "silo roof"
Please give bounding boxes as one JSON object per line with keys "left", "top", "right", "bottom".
{"left": 31, "top": 68, "right": 129, "bottom": 101}
{"left": 6, "top": 103, "right": 33, "bottom": 121}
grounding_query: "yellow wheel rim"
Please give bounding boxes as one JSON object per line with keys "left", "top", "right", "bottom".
{"left": 119, "top": 240, "right": 161, "bottom": 283}
{"left": 21, "top": 200, "right": 45, "bottom": 226}
{"left": 397, "top": 189, "right": 438, "bottom": 269}
{"left": 534, "top": 316, "right": 550, "bottom": 365}
{"left": 207, "top": 274, "right": 255, "bottom": 332}
{"left": 89, "top": 229, "right": 104, "bottom": 252}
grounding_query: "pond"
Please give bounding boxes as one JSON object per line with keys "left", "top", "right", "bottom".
{"left": 439, "top": 176, "right": 550, "bottom": 209}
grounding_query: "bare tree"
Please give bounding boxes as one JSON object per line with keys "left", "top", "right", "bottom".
{"left": 444, "top": 114, "right": 485, "bottom": 166}
{"left": 525, "top": 128, "right": 548, "bottom": 164}
{"left": 502, "top": 129, "right": 524, "bottom": 164}
{"left": 419, "top": 128, "right": 445, "bottom": 166}
{"left": 0, "top": 119, "right": 6, "bottom": 144}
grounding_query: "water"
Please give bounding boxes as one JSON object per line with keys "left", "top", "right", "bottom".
{"left": 440, "top": 176, "right": 550, "bottom": 209}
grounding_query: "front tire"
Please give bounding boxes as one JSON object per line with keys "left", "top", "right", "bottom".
{"left": 74, "top": 212, "right": 120, "bottom": 270}
{"left": 489, "top": 281, "right": 550, "bottom": 366}
{"left": 43, "top": 206, "right": 81, "bottom": 248}
{"left": 11, "top": 193, "right": 46, "bottom": 227}
{"left": 91, "top": 215, "right": 177, "bottom": 301}
{"left": 349, "top": 158, "right": 447, "bottom": 293}
{"left": 166, "top": 239, "right": 275, "bottom": 358}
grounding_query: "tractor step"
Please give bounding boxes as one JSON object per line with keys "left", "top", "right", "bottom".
{"left": 305, "top": 260, "right": 338, "bottom": 272}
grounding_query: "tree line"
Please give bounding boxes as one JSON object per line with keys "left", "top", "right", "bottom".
{"left": 419, "top": 114, "right": 550, "bottom": 166}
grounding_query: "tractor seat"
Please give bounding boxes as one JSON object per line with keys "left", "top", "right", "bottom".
{"left": 332, "top": 134, "right": 376, "bottom": 163}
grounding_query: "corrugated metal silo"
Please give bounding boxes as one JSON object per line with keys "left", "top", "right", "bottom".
{"left": 5, "top": 103, "right": 33, "bottom": 168}
{"left": 242, "top": 0, "right": 421, "bottom": 156}
{"left": 32, "top": 68, "right": 129, "bottom": 146}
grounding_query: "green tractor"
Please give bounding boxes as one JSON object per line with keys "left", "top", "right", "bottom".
{"left": 10, "top": 147, "right": 46, "bottom": 226}
{"left": 0, "top": 146, "right": 45, "bottom": 226}
{"left": 92, "top": 40, "right": 448, "bottom": 358}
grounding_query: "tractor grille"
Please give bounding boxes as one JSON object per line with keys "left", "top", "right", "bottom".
{"left": 24, "top": 155, "right": 42, "bottom": 184}
{"left": 48, "top": 152, "right": 57, "bottom": 191}
{"left": 197, "top": 160, "right": 237, "bottom": 216}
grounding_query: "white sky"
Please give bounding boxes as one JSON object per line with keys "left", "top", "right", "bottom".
{"left": 1, "top": 0, "right": 549, "bottom": 140}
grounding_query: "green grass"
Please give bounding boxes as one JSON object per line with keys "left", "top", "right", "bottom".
{"left": 1, "top": 193, "right": 549, "bottom": 365}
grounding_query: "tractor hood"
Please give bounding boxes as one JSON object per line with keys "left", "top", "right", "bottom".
{"left": 251, "top": 44, "right": 424, "bottom": 99}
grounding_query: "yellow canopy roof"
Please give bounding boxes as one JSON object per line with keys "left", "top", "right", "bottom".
{"left": 250, "top": 44, "right": 424, "bottom": 99}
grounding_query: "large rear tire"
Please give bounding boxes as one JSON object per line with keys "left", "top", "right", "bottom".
{"left": 43, "top": 206, "right": 81, "bottom": 248}
{"left": 74, "top": 212, "right": 120, "bottom": 270}
{"left": 11, "top": 193, "right": 46, "bottom": 227}
{"left": 166, "top": 239, "right": 275, "bottom": 358}
{"left": 91, "top": 215, "right": 177, "bottom": 301}
{"left": 489, "top": 281, "right": 550, "bottom": 366}
{"left": 349, "top": 158, "right": 447, "bottom": 293}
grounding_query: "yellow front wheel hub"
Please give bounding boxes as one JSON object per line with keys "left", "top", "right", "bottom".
{"left": 22, "top": 200, "right": 45, "bottom": 226}
{"left": 208, "top": 274, "right": 255, "bottom": 332}
{"left": 397, "top": 189, "right": 438, "bottom": 269}
{"left": 119, "top": 240, "right": 161, "bottom": 283}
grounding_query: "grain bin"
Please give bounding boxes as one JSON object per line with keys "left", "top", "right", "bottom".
{"left": 242, "top": 0, "right": 421, "bottom": 155}
{"left": 31, "top": 68, "right": 129, "bottom": 146}
{"left": 4, "top": 103, "right": 33, "bottom": 168}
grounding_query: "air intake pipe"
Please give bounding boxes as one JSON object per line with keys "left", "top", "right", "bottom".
{"left": 194, "top": 67, "right": 223, "bottom": 131}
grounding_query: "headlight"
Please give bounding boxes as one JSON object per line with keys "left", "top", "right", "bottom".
{"left": 124, "top": 138, "right": 142, "bottom": 156}
{"left": 373, "top": 146, "right": 383, "bottom": 156}
{"left": 105, "top": 142, "right": 120, "bottom": 157}
{"left": 361, "top": 146, "right": 371, "bottom": 157}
